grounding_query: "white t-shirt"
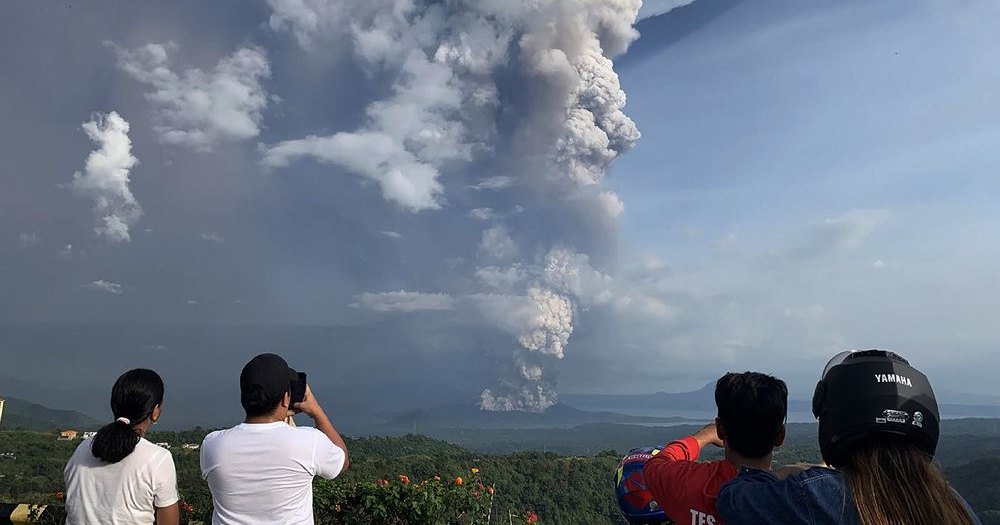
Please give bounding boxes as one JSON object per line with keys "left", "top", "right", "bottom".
{"left": 64, "top": 438, "right": 179, "bottom": 525}
{"left": 200, "top": 422, "right": 346, "bottom": 525}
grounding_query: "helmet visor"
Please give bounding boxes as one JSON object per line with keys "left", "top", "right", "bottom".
{"left": 821, "top": 350, "right": 854, "bottom": 379}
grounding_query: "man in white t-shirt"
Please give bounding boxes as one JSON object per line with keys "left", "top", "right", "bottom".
{"left": 200, "top": 353, "right": 349, "bottom": 525}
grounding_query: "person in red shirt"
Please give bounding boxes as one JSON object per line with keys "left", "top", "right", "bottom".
{"left": 644, "top": 372, "right": 788, "bottom": 525}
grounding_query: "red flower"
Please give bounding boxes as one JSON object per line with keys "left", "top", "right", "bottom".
{"left": 378, "top": 479, "right": 389, "bottom": 487}
{"left": 54, "top": 491, "right": 64, "bottom": 500}
{"left": 487, "top": 486, "right": 495, "bottom": 496}
{"left": 398, "top": 474, "right": 411, "bottom": 484}
{"left": 525, "top": 511, "right": 538, "bottom": 523}
{"left": 179, "top": 501, "right": 194, "bottom": 513}
{"left": 455, "top": 476, "right": 464, "bottom": 486}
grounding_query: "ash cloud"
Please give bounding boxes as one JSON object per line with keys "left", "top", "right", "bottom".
{"left": 71, "top": 111, "right": 142, "bottom": 243}
{"left": 258, "top": 0, "right": 644, "bottom": 411}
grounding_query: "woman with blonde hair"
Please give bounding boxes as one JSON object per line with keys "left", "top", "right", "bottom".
{"left": 717, "top": 349, "right": 980, "bottom": 525}
{"left": 64, "top": 368, "right": 179, "bottom": 525}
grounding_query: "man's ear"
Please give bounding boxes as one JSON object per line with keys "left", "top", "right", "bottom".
{"left": 775, "top": 424, "right": 786, "bottom": 447}
{"left": 281, "top": 391, "right": 291, "bottom": 409}
{"left": 716, "top": 417, "right": 726, "bottom": 442}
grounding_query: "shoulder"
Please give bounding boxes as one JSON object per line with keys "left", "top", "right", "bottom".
{"left": 201, "top": 426, "right": 238, "bottom": 446}
{"left": 720, "top": 467, "right": 846, "bottom": 507}
{"left": 289, "top": 425, "right": 325, "bottom": 444}
{"left": 67, "top": 438, "right": 95, "bottom": 464}
{"left": 784, "top": 466, "right": 844, "bottom": 488}
{"left": 73, "top": 437, "right": 94, "bottom": 454}
{"left": 136, "top": 439, "right": 173, "bottom": 463}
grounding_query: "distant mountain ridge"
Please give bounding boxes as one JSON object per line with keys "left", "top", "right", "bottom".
{"left": 380, "top": 402, "right": 696, "bottom": 432}
{"left": 561, "top": 383, "right": 717, "bottom": 411}
{"left": 561, "top": 383, "right": 1000, "bottom": 419}
{"left": 0, "top": 396, "right": 101, "bottom": 431}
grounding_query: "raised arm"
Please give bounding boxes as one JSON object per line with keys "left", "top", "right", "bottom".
{"left": 643, "top": 423, "right": 724, "bottom": 511}
{"left": 295, "top": 385, "right": 349, "bottom": 472}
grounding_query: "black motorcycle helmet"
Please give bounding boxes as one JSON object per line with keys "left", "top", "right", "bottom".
{"left": 812, "top": 349, "right": 940, "bottom": 467}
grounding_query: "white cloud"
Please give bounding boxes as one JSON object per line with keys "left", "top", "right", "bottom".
{"left": 85, "top": 279, "right": 124, "bottom": 295}
{"left": 381, "top": 230, "right": 402, "bottom": 239}
{"left": 873, "top": 259, "right": 886, "bottom": 269}
{"left": 113, "top": 43, "right": 270, "bottom": 151}
{"left": 58, "top": 244, "right": 74, "bottom": 259}
{"left": 468, "top": 208, "right": 495, "bottom": 221}
{"left": 352, "top": 291, "right": 456, "bottom": 312}
{"left": 71, "top": 111, "right": 141, "bottom": 243}
{"left": 478, "top": 225, "right": 519, "bottom": 261}
{"left": 787, "top": 209, "right": 889, "bottom": 260}
{"left": 472, "top": 176, "right": 515, "bottom": 191}
{"left": 475, "top": 265, "right": 527, "bottom": 290}
{"left": 638, "top": 0, "right": 698, "bottom": 19}
{"left": 18, "top": 233, "right": 40, "bottom": 246}
{"left": 199, "top": 232, "right": 224, "bottom": 243}
{"left": 265, "top": 0, "right": 348, "bottom": 49}
{"left": 262, "top": 131, "right": 445, "bottom": 212}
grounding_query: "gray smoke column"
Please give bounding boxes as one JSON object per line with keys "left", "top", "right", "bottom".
{"left": 264, "top": 0, "right": 642, "bottom": 411}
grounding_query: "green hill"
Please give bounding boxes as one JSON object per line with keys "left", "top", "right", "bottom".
{"left": 0, "top": 397, "right": 100, "bottom": 431}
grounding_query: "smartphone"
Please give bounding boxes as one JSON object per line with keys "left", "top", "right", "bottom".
{"left": 290, "top": 372, "right": 307, "bottom": 407}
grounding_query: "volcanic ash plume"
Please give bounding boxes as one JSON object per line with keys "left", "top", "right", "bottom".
{"left": 71, "top": 111, "right": 142, "bottom": 243}
{"left": 264, "top": 0, "right": 642, "bottom": 411}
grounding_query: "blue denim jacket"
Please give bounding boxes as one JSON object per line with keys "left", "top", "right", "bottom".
{"left": 716, "top": 466, "right": 982, "bottom": 525}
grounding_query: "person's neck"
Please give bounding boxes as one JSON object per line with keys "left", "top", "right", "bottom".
{"left": 725, "top": 448, "right": 773, "bottom": 471}
{"left": 135, "top": 420, "right": 153, "bottom": 438}
{"left": 244, "top": 411, "right": 286, "bottom": 424}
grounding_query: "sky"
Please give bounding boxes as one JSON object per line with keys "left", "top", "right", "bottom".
{"left": 1, "top": 0, "right": 999, "bottom": 421}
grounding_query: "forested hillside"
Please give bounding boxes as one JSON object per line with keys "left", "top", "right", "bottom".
{"left": 2, "top": 429, "right": 999, "bottom": 524}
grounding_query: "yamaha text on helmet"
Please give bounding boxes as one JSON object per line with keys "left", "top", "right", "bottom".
{"left": 811, "top": 349, "right": 939, "bottom": 467}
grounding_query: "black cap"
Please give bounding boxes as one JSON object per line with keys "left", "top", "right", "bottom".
{"left": 240, "top": 353, "right": 298, "bottom": 402}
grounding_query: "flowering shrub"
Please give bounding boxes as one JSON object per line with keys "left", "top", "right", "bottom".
{"left": 311, "top": 469, "right": 539, "bottom": 524}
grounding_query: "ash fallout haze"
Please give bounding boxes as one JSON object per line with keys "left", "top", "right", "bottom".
{"left": 2, "top": 0, "right": 1000, "bottom": 429}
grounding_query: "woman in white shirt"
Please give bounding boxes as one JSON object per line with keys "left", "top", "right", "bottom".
{"left": 64, "top": 369, "right": 179, "bottom": 525}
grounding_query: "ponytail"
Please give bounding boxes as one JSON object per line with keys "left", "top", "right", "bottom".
{"left": 91, "top": 418, "right": 142, "bottom": 463}
{"left": 90, "top": 369, "right": 164, "bottom": 463}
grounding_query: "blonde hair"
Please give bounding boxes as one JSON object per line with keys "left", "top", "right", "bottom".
{"left": 845, "top": 436, "right": 975, "bottom": 525}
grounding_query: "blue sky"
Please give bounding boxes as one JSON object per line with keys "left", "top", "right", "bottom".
{"left": 1, "top": 0, "right": 999, "bottom": 415}
{"left": 596, "top": 0, "right": 1000, "bottom": 394}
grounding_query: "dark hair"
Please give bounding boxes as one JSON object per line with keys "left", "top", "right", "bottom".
{"left": 241, "top": 384, "right": 286, "bottom": 417}
{"left": 716, "top": 372, "right": 788, "bottom": 458}
{"left": 91, "top": 369, "right": 164, "bottom": 463}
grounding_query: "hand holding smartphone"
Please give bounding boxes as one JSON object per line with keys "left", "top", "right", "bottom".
{"left": 290, "top": 372, "right": 308, "bottom": 408}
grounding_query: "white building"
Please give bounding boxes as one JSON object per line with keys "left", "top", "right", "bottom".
{"left": 0, "top": 398, "right": 5, "bottom": 428}
{"left": 83, "top": 431, "right": 97, "bottom": 440}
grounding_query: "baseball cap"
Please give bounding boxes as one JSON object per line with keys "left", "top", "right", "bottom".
{"left": 240, "top": 353, "right": 299, "bottom": 402}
